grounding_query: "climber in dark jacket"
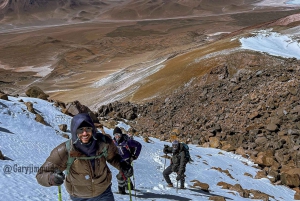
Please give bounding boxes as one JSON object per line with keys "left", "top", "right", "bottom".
{"left": 113, "top": 126, "right": 142, "bottom": 194}
{"left": 163, "top": 140, "right": 187, "bottom": 189}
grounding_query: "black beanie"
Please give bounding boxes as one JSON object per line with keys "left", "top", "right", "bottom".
{"left": 113, "top": 127, "right": 122, "bottom": 135}
{"left": 78, "top": 121, "right": 92, "bottom": 128}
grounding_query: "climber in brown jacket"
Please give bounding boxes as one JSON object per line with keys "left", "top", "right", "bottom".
{"left": 36, "top": 113, "right": 133, "bottom": 201}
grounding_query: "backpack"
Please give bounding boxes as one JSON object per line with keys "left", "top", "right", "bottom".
{"left": 181, "top": 143, "right": 192, "bottom": 163}
{"left": 64, "top": 133, "right": 108, "bottom": 175}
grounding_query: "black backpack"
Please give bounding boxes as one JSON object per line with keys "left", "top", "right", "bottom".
{"left": 181, "top": 143, "right": 192, "bottom": 163}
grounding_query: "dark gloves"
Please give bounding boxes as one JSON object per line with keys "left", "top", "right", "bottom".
{"left": 129, "top": 155, "right": 137, "bottom": 163}
{"left": 120, "top": 161, "right": 133, "bottom": 178}
{"left": 49, "top": 169, "right": 65, "bottom": 186}
{"left": 163, "top": 145, "right": 169, "bottom": 154}
{"left": 176, "top": 172, "right": 185, "bottom": 181}
{"left": 123, "top": 166, "right": 133, "bottom": 178}
{"left": 176, "top": 174, "right": 182, "bottom": 181}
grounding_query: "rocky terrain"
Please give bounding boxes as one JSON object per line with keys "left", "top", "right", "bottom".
{"left": 95, "top": 52, "right": 300, "bottom": 197}
{"left": 3, "top": 48, "right": 299, "bottom": 199}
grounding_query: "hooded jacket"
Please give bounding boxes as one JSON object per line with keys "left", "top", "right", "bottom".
{"left": 164, "top": 143, "right": 187, "bottom": 175}
{"left": 36, "top": 113, "right": 123, "bottom": 198}
{"left": 113, "top": 134, "right": 142, "bottom": 162}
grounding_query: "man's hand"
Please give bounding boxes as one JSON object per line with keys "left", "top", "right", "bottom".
{"left": 49, "top": 169, "right": 65, "bottom": 186}
{"left": 129, "top": 155, "right": 137, "bottom": 163}
{"left": 120, "top": 161, "right": 133, "bottom": 178}
{"left": 123, "top": 166, "right": 133, "bottom": 178}
{"left": 176, "top": 174, "right": 182, "bottom": 181}
{"left": 163, "top": 145, "right": 169, "bottom": 154}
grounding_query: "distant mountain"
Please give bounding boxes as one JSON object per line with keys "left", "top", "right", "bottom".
{"left": 0, "top": 0, "right": 114, "bottom": 12}
{"left": 0, "top": 0, "right": 269, "bottom": 26}
{"left": 0, "top": 0, "right": 122, "bottom": 25}
{"left": 98, "top": 0, "right": 258, "bottom": 20}
{"left": 0, "top": 0, "right": 299, "bottom": 107}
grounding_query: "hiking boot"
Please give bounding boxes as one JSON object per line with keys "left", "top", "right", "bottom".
{"left": 118, "top": 186, "right": 126, "bottom": 194}
{"left": 180, "top": 186, "right": 186, "bottom": 189}
{"left": 167, "top": 183, "right": 173, "bottom": 187}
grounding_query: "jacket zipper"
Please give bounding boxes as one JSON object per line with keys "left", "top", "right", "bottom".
{"left": 87, "top": 160, "right": 94, "bottom": 197}
{"left": 90, "top": 149, "right": 102, "bottom": 197}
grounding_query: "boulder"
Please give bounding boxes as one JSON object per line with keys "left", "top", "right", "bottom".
{"left": 25, "top": 86, "right": 49, "bottom": 100}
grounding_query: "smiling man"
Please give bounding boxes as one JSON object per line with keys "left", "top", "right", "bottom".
{"left": 36, "top": 113, "right": 133, "bottom": 201}
{"left": 76, "top": 123, "right": 93, "bottom": 143}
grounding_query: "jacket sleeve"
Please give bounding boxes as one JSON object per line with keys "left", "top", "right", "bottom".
{"left": 178, "top": 150, "right": 186, "bottom": 175}
{"left": 164, "top": 146, "right": 173, "bottom": 154}
{"left": 36, "top": 142, "right": 68, "bottom": 187}
{"left": 104, "top": 136, "right": 123, "bottom": 170}
{"left": 127, "top": 139, "right": 142, "bottom": 158}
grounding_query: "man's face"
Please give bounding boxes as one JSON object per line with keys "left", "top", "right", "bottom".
{"left": 76, "top": 127, "right": 93, "bottom": 143}
{"left": 172, "top": 143, "right": 179, "bottom": 152}
{"left": 114, "top": 133, "right": 122, "bottom": 142}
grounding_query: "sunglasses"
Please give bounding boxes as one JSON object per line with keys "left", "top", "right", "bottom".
{"left": 76, "top": 127, "right": 93, "bottom": 134}
{"left": 113, "top": 133, "right": 122, "bottom": 138}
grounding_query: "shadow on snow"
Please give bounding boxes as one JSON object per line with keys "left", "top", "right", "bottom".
{"left": 133, "top": 188, "right": 233, "bottom": 200}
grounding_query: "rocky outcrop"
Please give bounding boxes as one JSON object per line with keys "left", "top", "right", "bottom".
{"left": 0, "top": 91, "right": 8, "bottom": 100}
{"left": 217, "top": 182, "right": 272, "bottom": 200}
{"left": 63, "top": 100, "right": 99, "bottom": 123}
{"left": 35, "top": 113, "right": 46, "bottom": 125}
{"left": 25, "top": 102, "right": 36, "bottom": 114}
{"left": 59, "top": 124, "right": 67, "bottom": 132}
{"left": 25, "top": 86, "right": 49, "bottom": 100}
{"left": 96, "top": 55, "right": 300, "bottom": 190}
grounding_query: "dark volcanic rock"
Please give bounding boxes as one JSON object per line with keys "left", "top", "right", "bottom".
{"left": 96, "top": 55, "right": 300, "bottom": 189}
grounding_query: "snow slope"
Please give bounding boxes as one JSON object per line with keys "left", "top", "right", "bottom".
{"left": 0, "top": 97, "right": 296, "bottom": 200}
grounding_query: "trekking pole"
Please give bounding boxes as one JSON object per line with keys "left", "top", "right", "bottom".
{"left": 163, "top": 153, "right": 167, "bottom": 170}
{"left": 121, "top": 172, "right": 132, "bottom": 201}
{"left": 132, "top": 162, "right": 137, "bottom": 200}
{"left": 162, "top": 153, "right": 167, "bottom": 182}
{"left": 176, "top": 180, "right": 178, "bottom": 193}
{"left": 58, "top": 186, "right": 62, "bottom": 201}
{"left": 127, "top": 178, "right": 133, "bottom": 201}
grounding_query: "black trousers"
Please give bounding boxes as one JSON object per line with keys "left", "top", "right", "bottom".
{"left": 163, "top": 165, "right": 185, "bottom": 187}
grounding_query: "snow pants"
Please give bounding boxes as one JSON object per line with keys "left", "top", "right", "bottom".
{"left": 163, "top": 165, "right": 185, "bottom": 187}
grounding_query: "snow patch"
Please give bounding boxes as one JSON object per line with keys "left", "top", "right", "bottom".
{"left": 239, "top": 30, "right": 300, "bottom": 59}
{"left": 13, "top": 65, "right": 53, "bottom": 77}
